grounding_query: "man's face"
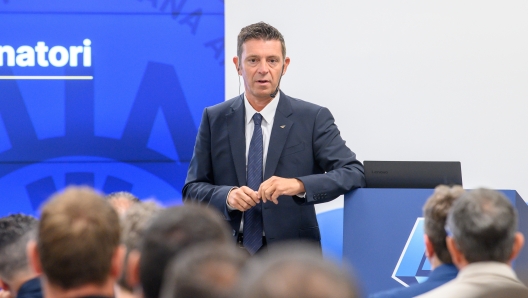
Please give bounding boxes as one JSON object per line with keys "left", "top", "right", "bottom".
{"left": 234, "top": 39, "right": 290, "bottom": 102}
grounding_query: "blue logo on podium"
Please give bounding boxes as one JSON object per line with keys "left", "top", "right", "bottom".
{"left": 392, "top": 218, "right": 432, "bottom": 287}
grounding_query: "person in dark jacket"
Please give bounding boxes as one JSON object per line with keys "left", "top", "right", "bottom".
{"left": 370, "top": 185, "right": 464, "bottom": 298}
{"left": 0, "top": 214, "right": 42, "bottom": 298}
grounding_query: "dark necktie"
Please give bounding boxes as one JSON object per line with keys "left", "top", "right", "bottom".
{"left": 244, "top": 113, "right": 264, "bottom": 254}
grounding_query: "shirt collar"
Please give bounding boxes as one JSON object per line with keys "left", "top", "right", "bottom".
{"left": 244, "top": 92, "right": 280, "bottom": 125}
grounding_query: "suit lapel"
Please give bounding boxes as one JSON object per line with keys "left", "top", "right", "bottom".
{"left": 226, "top": 96, "right": 247, "bottom": 186}
{"left": 265, "top": 92, "right": 293, "bottom": 180}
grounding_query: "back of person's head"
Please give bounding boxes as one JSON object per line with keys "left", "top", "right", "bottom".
{"left": 37, "top": 186, "right": 120, "bottom": 289}
{"left": 106, "top": 191, "right": 140, "bottom": 216}
{"left": 118, "top": 200, "right": 162, "bottom": 292}
{"left": 160, "top": 245, "right": 247, "bottom": 298}
{"left": 447, "top": 188, "right": 519, "bottom": 263}
{"left": 122, "top": 200, "right": 163, "bottom": 251}
{"left": 423, "top": 185, "right": 464, "bottom": 264}
{"left": 0, "top": 214, "right": 38, "bottom": 282}
{"left": 139, "top": 204, "right": 233, "bottom": 298}
{"left": 236, "top": 242, "right": 359, "bottom": 298}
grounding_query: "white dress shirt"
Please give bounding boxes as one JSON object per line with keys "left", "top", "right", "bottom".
{"left": 243, "top": 93, "right": 279, "bottom": 174}
{"left": 226, "top": 93, "right": 279, "bottom": 212}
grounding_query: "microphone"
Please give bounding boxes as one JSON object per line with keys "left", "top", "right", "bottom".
{"left": 270, "top": 64, "right": 285, "bottom": 98}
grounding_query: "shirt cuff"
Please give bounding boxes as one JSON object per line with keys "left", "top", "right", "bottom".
{"left": 226, "top": 187, "right": 238, "bottom": 211}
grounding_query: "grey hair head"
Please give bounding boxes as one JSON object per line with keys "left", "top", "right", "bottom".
{"left": 0, "top": 214, "right": 38, "bottom": 280}
{"left": 446, "top": 188, "right": 517, "bottom": 263}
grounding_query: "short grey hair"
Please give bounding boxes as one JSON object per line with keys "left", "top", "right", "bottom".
{"left": 118, "top": 200, "right": 163, "bottom": 291}
{"left": 446, "top": 188, "right": 517, "bottom": 263}
{"left": 0, "top": 214, "right": 38, "bottom": 280}
{"left": 121, "top": 200, "right": 163, "bottom": 250}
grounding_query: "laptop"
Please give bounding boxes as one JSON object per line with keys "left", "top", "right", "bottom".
{"left": 364, "top": 161, "right": 462, "bottom": 188}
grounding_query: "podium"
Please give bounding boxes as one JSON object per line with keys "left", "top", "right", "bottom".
{"left": 343, "top": 188, "right": 528, "bottom": 295}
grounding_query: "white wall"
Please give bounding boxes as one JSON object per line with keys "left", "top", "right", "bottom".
{"left": 225, "top": 1, "right": 528, "bottom": 212}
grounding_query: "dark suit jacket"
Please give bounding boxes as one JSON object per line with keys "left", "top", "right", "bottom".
{"left": 16, "top": 277, "right": 42, "bottom": 298}
{"left": 182, "top": 91, "right": 365, "bottom": 245}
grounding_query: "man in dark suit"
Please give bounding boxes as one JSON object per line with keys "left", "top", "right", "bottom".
{"left": 183, "top": 22, "right": 365, "bottom": 254}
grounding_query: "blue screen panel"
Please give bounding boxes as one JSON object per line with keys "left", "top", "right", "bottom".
{"left": 0, "top": 0, "right": 223, "bottom": 14}
{"left": 0, "top": 0, "right": 224, "bottom": 214}
{"left": 0, "top": 160, "right": 186, "bottom": 217}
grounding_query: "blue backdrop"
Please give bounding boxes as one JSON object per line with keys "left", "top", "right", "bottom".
{"left": 0, "top": 0, "right": 224, "bottom": 216}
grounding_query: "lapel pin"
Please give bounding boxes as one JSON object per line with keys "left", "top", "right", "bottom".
{"left": 280, "top": 125, "right": 286, "bottom": 128}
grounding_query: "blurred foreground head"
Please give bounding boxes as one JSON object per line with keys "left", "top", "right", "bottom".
{"left": 29, "top": 186, "right": 123, "bottom": 296}
{"left": 136, "top": 204, "right": 233, "bottom": 298}
{"left": 106, "top": 191, "right": 140, "bottom": 217}
{"left": 236, "top": 242, "right": 359, "bottom": 298}
{"left": 118, "top": 200, "right": 163, "bottom": 295}
{"left": 160, "top": 245, "right": 247, "bottom": 298}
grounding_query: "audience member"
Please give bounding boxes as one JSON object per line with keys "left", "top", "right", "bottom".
{"left": 418, "top": 188, "right": 528, "bottom": 298}
{"left": 370, "top": 185, "right": 464, "bottom": 298}
{"left": 236, "top": 242, "right": 359, "bottom": 298}
{"left": 126, "top": 204, "right": 233, "bottom": 298}
{"left": 160, "top": 245, "right": 246, "bottom": 298}
{"left": 117, "top": 201, "right": 162, "bottom": 298}
{"left": 27, "top": 187, "right": 124, "bottom": 298}
{"left": 0, "top": 214, "right": 41, "bottom": 298}
{"left": 106, "top": 191, "right": 140, "bottom": 217}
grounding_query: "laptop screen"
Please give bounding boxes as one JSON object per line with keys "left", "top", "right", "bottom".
{"left": 364, "top": 161, "right": 463, "bottom": 188}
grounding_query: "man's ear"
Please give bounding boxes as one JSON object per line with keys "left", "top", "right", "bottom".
{"left": 126, "top": 250, "right": 141, "bottom": 289}
{"left": 233, "top": 56, "right": 241, "bottom": 75}
{"left": 446, "top": 236, "right": 465, "bottom": 269}
{"left": 424, "top": 234, "right": 435, "bottom": 259}
{"left": 26, "top": 240, "right": 42, "bottom": 274}
{"left": 281, "top": 56, "right": 291, "bottom": 75}
{"left": 509, "top": 232, "right": 525, "bottom": 263}
{"left": 110, "top": 245, "right": 126, "bottom": 279}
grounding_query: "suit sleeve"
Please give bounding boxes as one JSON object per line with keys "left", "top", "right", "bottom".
{"left": 182, "top": 108, "right": 237, "bottom": 220}
{"left": 295, "top": 107, "right": 365, "bottom": 204}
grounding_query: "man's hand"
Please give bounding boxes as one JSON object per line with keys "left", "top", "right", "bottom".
{"left": 258, "top": 176, "right": 305, "bottom": 204}
{"left": 227, "top": 186, "right": 261, "bottom": 212}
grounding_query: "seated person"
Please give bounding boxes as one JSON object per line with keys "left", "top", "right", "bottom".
{"left": 418, "top": 188, "right": 528, "bottom": 298}
{"left": 370, "top": 185, "right": 463, "bottom": 298}
{"left": 0, "top": 214, "right": 41, "bottom": 298}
